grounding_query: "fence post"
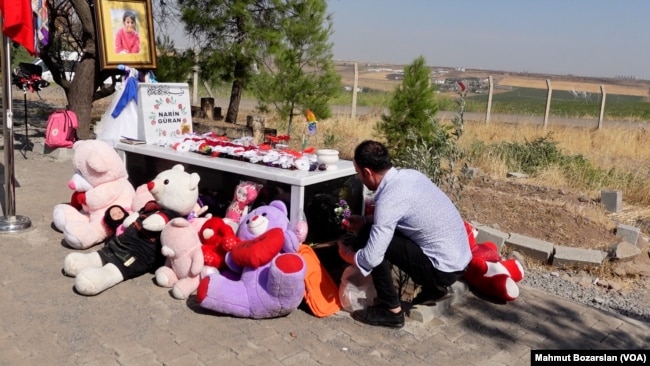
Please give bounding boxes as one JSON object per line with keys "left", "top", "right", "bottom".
{"left": 598, "top": 85, "right": 606, "bottom": 130}
{"left": 192, "top": 52, "right": 199, "bottom": 105}
{"left": 543, "top": 79, "right": 552, "bottom": 129}
{"left": 485, "top": 75, "right": 493, "bottom": 124}
{"left": 351, "top": 63, "right": 358, "bottom": 120}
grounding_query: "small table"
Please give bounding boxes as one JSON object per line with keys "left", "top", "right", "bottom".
{"left": 114, "top": 143, "right": 357, "bottom": 223}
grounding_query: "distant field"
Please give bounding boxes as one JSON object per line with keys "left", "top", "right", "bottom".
{"left": 336, "top": 62, "right": 650, "bottom": 98}
{"left": 496, "top": 76, "right": 649, "bottom": 97}
{"left": 333, "top": 62, "right": 650, "bottom": 119}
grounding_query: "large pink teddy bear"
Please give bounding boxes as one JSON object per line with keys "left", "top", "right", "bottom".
{"left": 155, "top": 217, "right": 205, "bottom": 300}
{"left": 52, "top": 140, "right": 136, "bottom": 249}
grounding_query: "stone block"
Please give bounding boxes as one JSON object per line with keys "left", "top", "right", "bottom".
{"left": 505, "top": 233, "right": 554, "bottom": 262}
{"left": 552, "top": 245, "right": 604, "bottom": 268}
{"left": 616, "top": 223, "right": 640, "bottom": 247}
{"left": 406, "top": 281, "right": 468, "bottom": 323}
{"left": 475, "top": 225, "right": 509, "bottom": 253}
{"left": 601, "top": 189, "right": 622, "bottom": 212}
{"left": 611, "top": 241, "right": 642, "bottom": 261}
{"left": 32, "top": 142, "right": 73, "bottom": 161}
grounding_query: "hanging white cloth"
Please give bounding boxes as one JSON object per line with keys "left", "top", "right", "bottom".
{"left": 95, "top": 76, "right": 139, "bottom": 146}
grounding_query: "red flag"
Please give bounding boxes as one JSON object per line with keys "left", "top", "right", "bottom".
{"left": 0, "top": 0, "right": 35, "bottom": 55}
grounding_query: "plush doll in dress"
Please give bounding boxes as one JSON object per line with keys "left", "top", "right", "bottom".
{"left": 223, "top": 181, "right": 260, "bottom": 231}
{"left": 197, "top": 200, "right": 306, "bottom": 319}
{"left": 52, "top": 140, "right": 136, "bottom": 249}
{"left": 462, "top": 222, "right": 524, "bottom": 302}
{"left": 62, "top": 164, "right": 201, "bottom": 296}
{"left": 154, "top": 217, "right": 204, "bottom": 300}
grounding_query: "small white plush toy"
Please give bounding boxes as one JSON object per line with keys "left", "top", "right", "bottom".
{"left": 63, "top": 164, "right": 201, "bottom": 296}
{"left": 154, "top": 217, "right": 204, "bottom": 299}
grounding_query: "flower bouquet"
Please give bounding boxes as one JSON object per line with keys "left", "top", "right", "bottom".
{"left": 306, "top": 194, "right": 351, "bottom": 243}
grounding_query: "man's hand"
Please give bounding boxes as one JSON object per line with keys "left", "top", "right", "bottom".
{"left": 338, "top": 241, "right": 356, "bottom": 265}
{"left": 345, "top": 214, "right": 366, "bottom": 232}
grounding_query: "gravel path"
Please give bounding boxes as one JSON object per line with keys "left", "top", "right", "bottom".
{"left": 522, "top": 267, "right": 650, "bottom": 323}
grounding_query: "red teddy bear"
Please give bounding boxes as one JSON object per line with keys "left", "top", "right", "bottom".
{"left": 199, "top": 217, "right": 240, "bottom": 271}
{"left": 462, "top": 222, "right": 524, "bottom": 302}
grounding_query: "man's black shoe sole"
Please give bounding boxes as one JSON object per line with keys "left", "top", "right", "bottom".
{"left": 351, "top": 311, "right": 405, "bottom": 328}
{"left": 412, "top": 289, "right": 453, "bottom": 306}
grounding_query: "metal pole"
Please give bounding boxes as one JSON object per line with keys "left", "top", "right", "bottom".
{"left": 543, "top": 79, "right": 552, "bottom": 130}
{"left": 351, "top": 63, "right": 358, "bottom": 120}
{"left": 485, "top": 75, "right": 493, "bottom": 124}
{"left": 0, "top": 16, "right": 32, "bottom": 232}
{"left": 598, "top": 85, "right": 606, "bottom": 130}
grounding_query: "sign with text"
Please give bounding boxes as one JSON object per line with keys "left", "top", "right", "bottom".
{"left": 137, "top": 82, "right": 192, "bottom": 143}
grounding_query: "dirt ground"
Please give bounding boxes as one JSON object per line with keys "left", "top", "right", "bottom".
{"left": 455, "top": 173, "right": 650, "bottom": 285}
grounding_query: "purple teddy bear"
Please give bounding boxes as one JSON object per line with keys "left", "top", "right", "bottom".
{"left": 196, "top": 200, "right": 306, "bottom": 319}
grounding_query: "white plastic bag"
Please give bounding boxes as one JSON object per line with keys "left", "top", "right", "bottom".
{"left": 338, "top": 265, "right": 377, "bottom": 312}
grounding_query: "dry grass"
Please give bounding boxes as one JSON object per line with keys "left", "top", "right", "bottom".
{"left": 458, "top": 121, "right": 650, "bottom": 203}
{"left": 460, "top": 121, "right": 650, "bottom": 166}
{"left": 265, "top": 112, "right": 380, "bottom": 159}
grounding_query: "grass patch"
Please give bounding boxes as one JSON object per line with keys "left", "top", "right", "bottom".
{"left": 459, "top": 121, "right": 650, "bottom": 206}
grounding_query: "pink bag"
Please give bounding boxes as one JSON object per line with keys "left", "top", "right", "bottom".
{"left": 45, "top": 109, "right": 78, "bottom": 148}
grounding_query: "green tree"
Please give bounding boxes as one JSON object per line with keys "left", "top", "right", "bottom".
{"left": 154, "top": 36, "right": 195, "bottom": 83}
{"left": 377, "top": 56, "right": 466, "bottom": 200}
{"left": 180, "top": 0, "right": 280, "bottom": 123}
{"left": 252, "top": 0, "right": 340, "bottom": 136}
{"left": 375, "top": 56, "right": 440, "bottom": 155}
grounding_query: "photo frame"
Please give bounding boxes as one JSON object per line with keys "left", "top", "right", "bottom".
{"left": 94, "top": 0, "right": 157, "bottom": 70}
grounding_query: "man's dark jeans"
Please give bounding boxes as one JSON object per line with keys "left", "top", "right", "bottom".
{"left": 354, "top": 226, "right": 463, "bottom": 309}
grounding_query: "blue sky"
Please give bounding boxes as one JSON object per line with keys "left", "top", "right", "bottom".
{"left": 326, "top": 0, "right": 649, "bottom": 80}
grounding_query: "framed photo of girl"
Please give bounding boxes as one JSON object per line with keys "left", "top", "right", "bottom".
{"left": 94, "top": 0, "right": 157, "bottom": 70}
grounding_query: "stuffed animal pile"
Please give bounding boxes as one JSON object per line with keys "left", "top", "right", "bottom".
{"left": 56, "top": 144, "right": 310, "bottom": 320}
{"left": 62, "top": 164, "right": 201, "bottom": 295}
{"left": 462, "top": 221, "right": 524, "bottom": 302}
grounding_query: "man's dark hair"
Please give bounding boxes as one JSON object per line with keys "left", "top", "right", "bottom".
{"left": 354, "top": 140, "right": 392, "bottom": 172}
